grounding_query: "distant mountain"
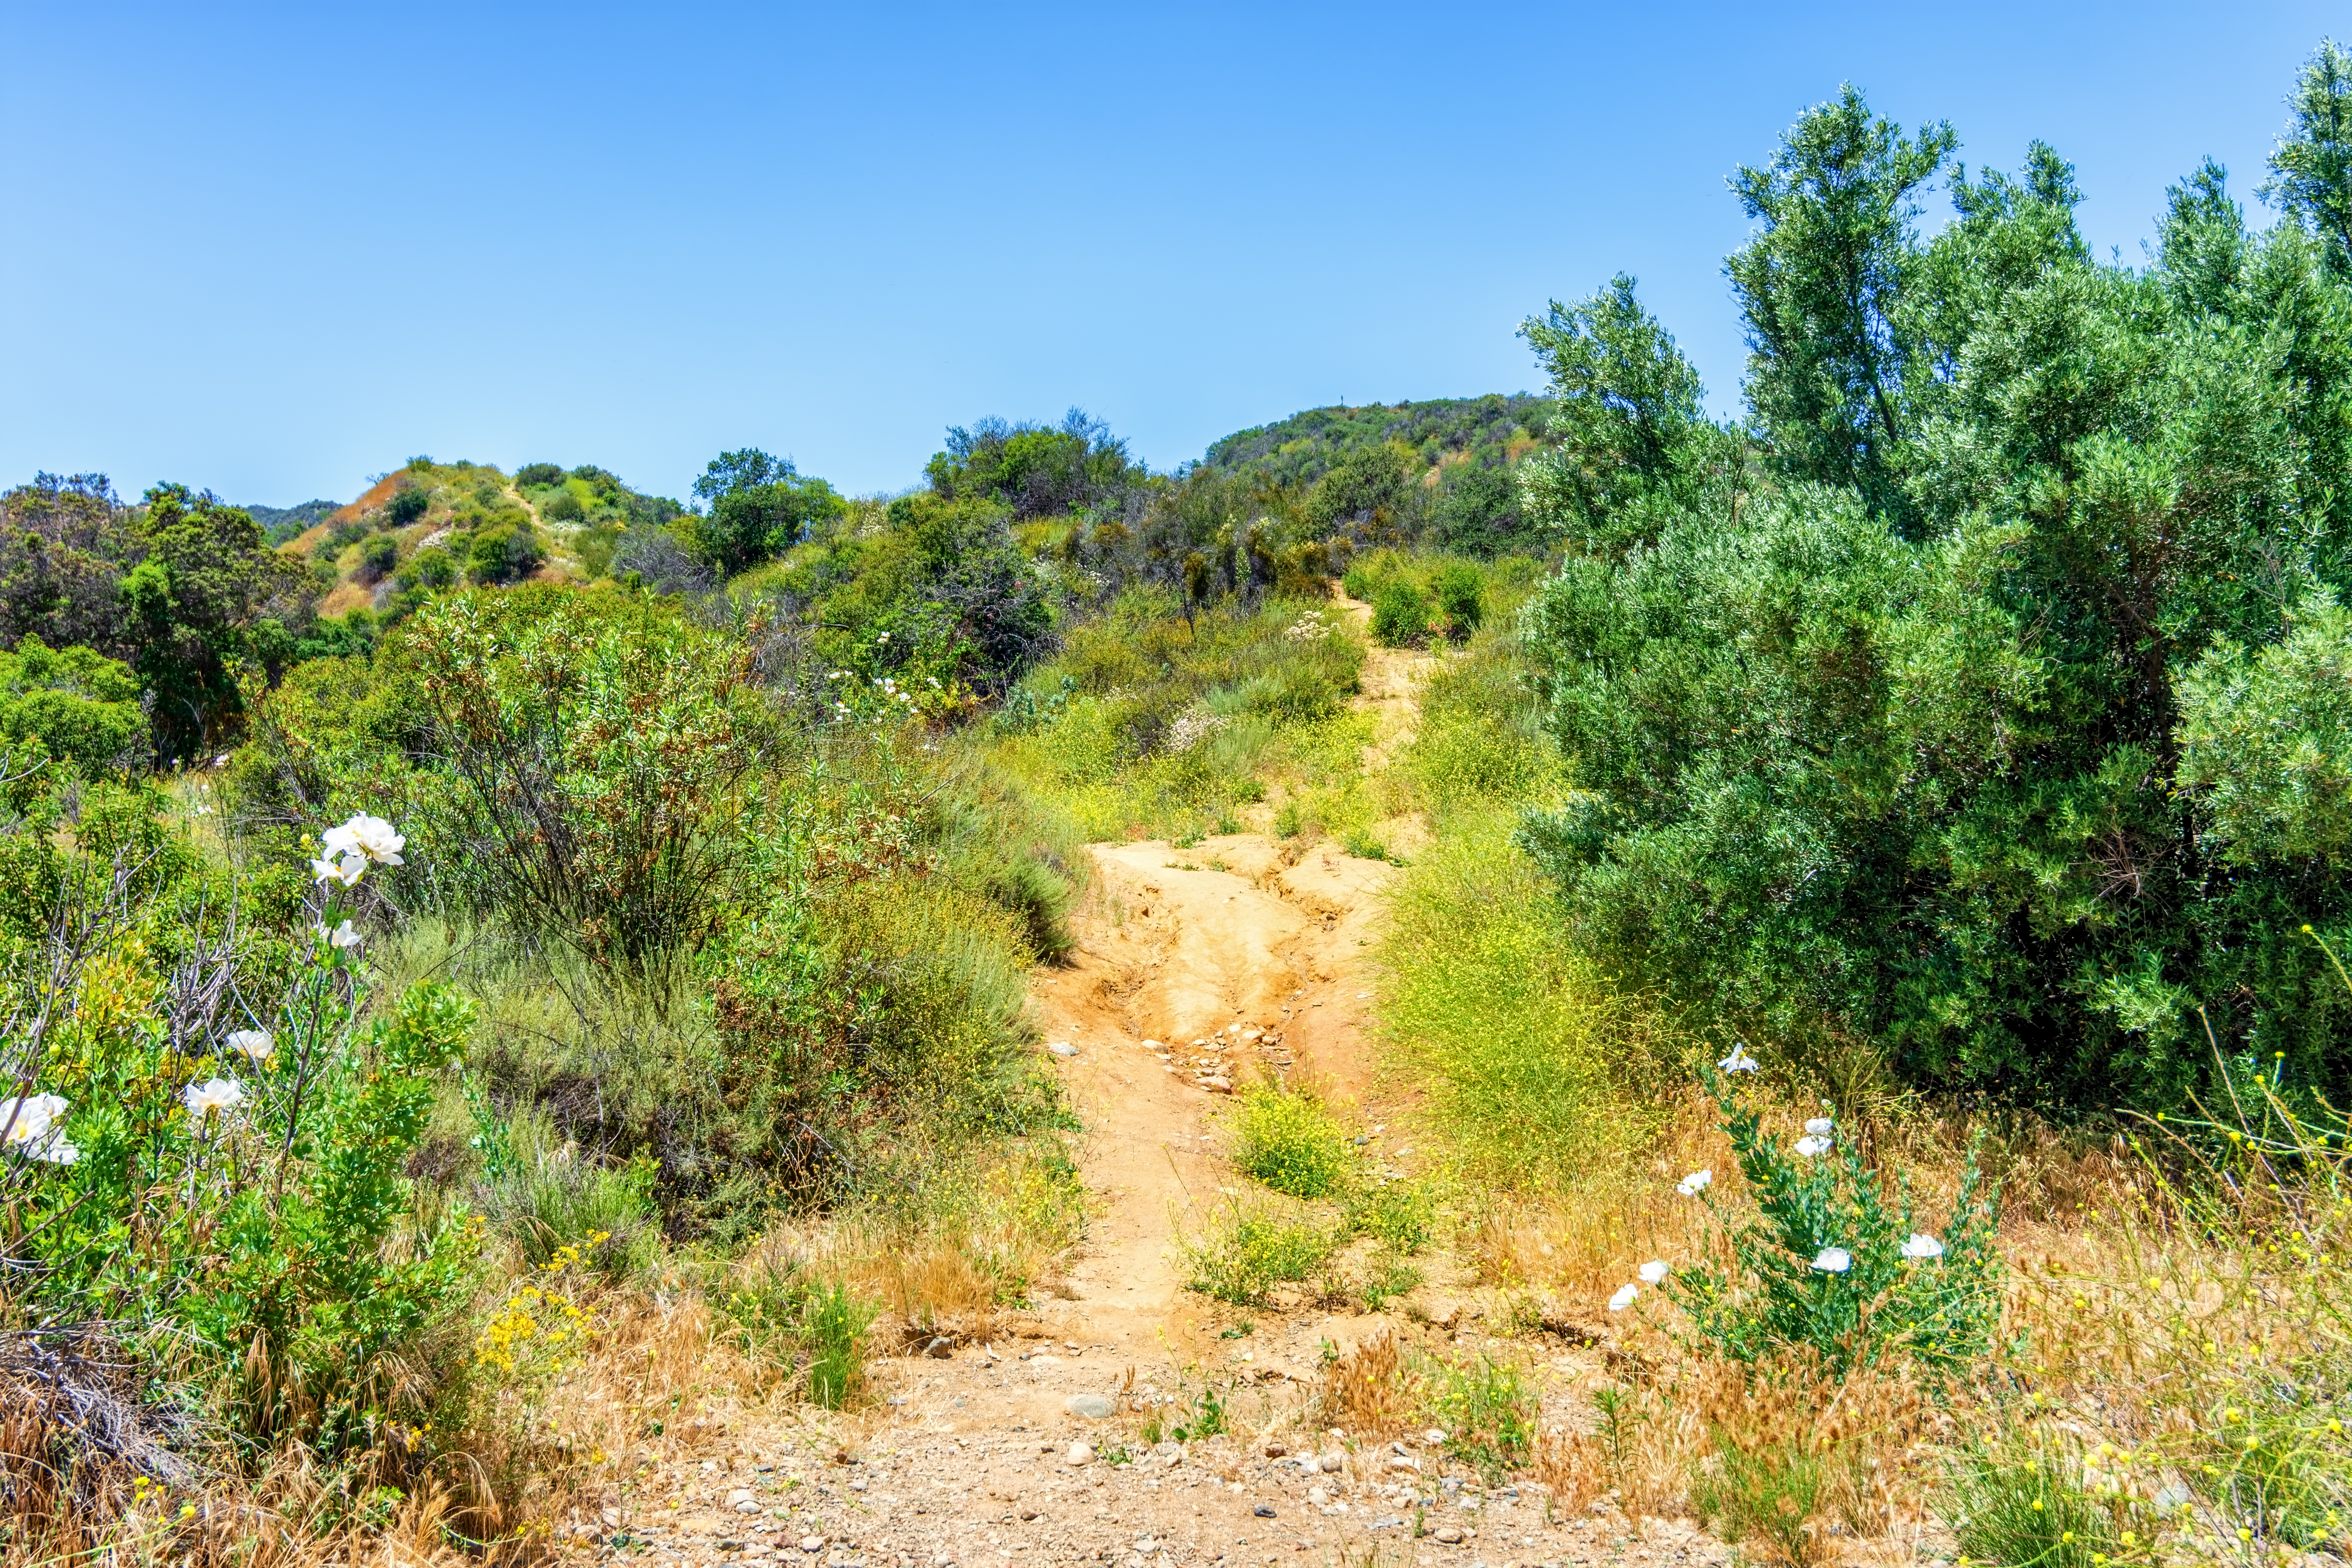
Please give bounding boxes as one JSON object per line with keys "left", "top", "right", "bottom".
{"left": 243, "top": 498, "right": 343, "bottom": 544}
{"left": 1199, "top": 394, "right": 1553, "bottom": 488}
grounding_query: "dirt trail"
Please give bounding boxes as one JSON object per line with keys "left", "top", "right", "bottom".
{"left": 579, "top": 610, "right": 1690, "bottom": 1568}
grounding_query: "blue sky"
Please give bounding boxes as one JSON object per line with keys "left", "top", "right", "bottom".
{"left": 0, "top": 2, "right": 2340, "bottom": 505}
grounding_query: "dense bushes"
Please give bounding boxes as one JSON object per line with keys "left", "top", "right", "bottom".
{"left": 1518, "top": 55, "right": 2352, "bottom": 1111}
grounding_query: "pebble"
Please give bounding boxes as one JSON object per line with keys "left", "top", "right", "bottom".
{"left": 1065, "top": 1393, "right": 1115, "bottom": 1419}
{"left": 800, "top": 1535, "right": 826, "bottom": 1552}
{"left": 1047, "top": 1041, "right": 1077, "bottom": 1056}
{"left": 727, "top": 1488, "right": 759, "bottom": 1512}
{"left": 1065, "top": 1441, "right": 1095, "bottom": 1466}
{"left": 1319, "top": 1452, "right": 1345, "bottom": 1473}
{"left": 1434, "top": 1524, "right": 1466, "bottom": 1544}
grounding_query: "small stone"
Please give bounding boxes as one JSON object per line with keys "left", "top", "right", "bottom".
{"left": 849, "top": 1478, "right": 867, "bottom": 1492}
{"left": 1140, "top": 1039, "right": 1162, "bottom": 1050}
{"left": 1318, "top": 1452, "right": 1345, "bottom": 1473}
{"left": 1065, "top": 1393, "right": 1116, "bottom": 1420}
{"left": 922, "top": 1336, "right": 955, "bottom": 1358}
{"left": 800, "top": 1535, "right": 826, "bottom": 1552}
{"left": 1434, "top": 1525, "right": 1466, "bottom": 1544}
{"left": 1047, "top": 1041, "right": 1077, "bottom": 1056}
{"left": 1200, "top": 1076, "right": 1234, "bottom": 1093}
{"left": 1065, "top": 1441, "right": 1096, "bottom": 1466}
{"left": 1385, "top": 1454, "right": 1420, "bottom": 1472}
{"left": 1253, "top": 1504, "right": 1276, "bottom": 1518}
{"left": 1261, "top": 1439, "right": 1287, "bottom": 1457}
{"left": 1307, "top": 1487, "right": 1328, "bottom": 1506}
{"left": 727, "top": 1488, "right": 758, "bottom": 1509}
{"left": 1424, "top": 1428, "right": 1449, "bottom": 1445}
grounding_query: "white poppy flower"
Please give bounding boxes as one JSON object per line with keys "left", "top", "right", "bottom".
{"left": 1795, "top": 1134, "right": 1834, "bottom": 1157}
{"left": 212, "top": 753, "right": 230, "bottom": 767}
{"left": 328, "top": 920, "right": 362, "bottom": 950}
{"left": 322, "top": 813, "right": 404, "bottom": 867}
{"left": 1804, "top": 1117, "right": 1834, "bottom": 1136}
{"left": 1676, "top": 1169, "right": 1713, "bottom": 1196}
{"left": 1718, "top": 1044, "right": 1759, "bottom": 1074}
{"left": 1637, "top": 1260, "right": 1668, "bottom": 1285}
{"left": 1901, "top": 1233, "right": 1945, "bottom": 1261}
{"left": 1811, "top": 1247, "right": 1853, "bottom": 1274}
{"left": 309, "top": 854, "right": 363, "bottom": 887}
{"left": 181, "top": 1077, "right": 246, "bottom": 1119}
{"left": 29, "top": 1134, "right": 78, "bottom": 1165}
{"left": 1607, "top": 1283, "right": 1638, "bottom": 1311}
{"left": 0, "top": 1093, "right": 68, "bottom": 1144}
{"left": 225, "top": 1029, "right": 273, "bottom": 1064}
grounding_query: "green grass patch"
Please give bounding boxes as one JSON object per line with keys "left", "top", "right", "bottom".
{"left": 1228, "top": 1084, "right": 1354, "bottom": 1198}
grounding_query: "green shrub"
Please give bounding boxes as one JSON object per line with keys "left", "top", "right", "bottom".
{"left": 355, "top": 533, "right": 399, "bottom": 584}
{"left": 1370, "top": 579, "right": 1430, "bottom": 646}
{"left": 1229, "top": 1084, "right": 1352, "bottom": 1198}
{"left": 541, "top": 489, "right": 585, "bottom": 522}
{"left": 0, "top": 636, "right": 145, "bottom": 773}
{"left": 514, "top": 462, "right": 565, "bottom": 488}
{"left": 398, "top": 545, "right": 457, "bottom": 590}
{"left": 386, "top": 485, "right": 430, "bottom": 526}
{"left": 1182, "top": 1205, "right": 1335, "bottom": 1305}
{"left": 1669, "top": 1066, "right": 2002, "bottom": 1373}
{"left": 718, "top": 1258, "right": 876, "bottom": 1409}
{"left": 467, "top": 523, "right": 541, "bottom": 584}
{"left": 1431, "top": 561, "right": 1485, "bottom": 641}
{"left": 1344, "top": 1178, "right": 1432, "bottom": 1253}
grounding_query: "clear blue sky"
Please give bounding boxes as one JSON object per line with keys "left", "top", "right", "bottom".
{"left": 1, "top": 2, "right": 2340, "bottom": 506}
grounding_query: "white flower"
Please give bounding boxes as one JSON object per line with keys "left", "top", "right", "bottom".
{"left": 1795, "top": 1134, "right": 1834, "bottom": 1158}
{"left": 225, "top": 1029, "right": 273, "bottom": 1064}
{"left": 181, "top": 1077, "right": 246, "bottom": 1119}
{"left": 0, "top": 1093, "right": 68, "bottom": 1145}
{"left": 29, "top": 1135, "right": 78, "bottom": 1165}
{"left": 1901, "top": 1233, "right": 1945, "bottom": 1261}
{"left": 1677, "top": 1169, "right": 1713, "bottom": 1196}
{"left": 1718, "top": 1043, "right": 1759, "bottom": 1074}
{"left": 310, "top": 853, "right": 365, "bottom": 887}
{"left": 212, "top": 753, "right": 230, "bottom": 767}
{"left": 327, "top": 919, "right": 362, "bottom": 950}
{"left": 1607, "top": 1283, "right": 1639, "bottom": 1311}
{"left": 1811, "top": 1247, "right": 1853, "bottom": 1274}
{"left": 1637, "top": 1260, "right": 1669, "bottom": 1285}
{"left": 322, "top": 813, "right": 404, "bottom": 868}
{"left": 1804, "top": 1117, "right": 1834, "bottom": 1136}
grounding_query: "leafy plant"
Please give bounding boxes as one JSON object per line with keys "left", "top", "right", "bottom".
{"left": 1229, "top": 1084, "right": 1353, "bottom": 1198}
{"left": 1668, "top": 1068, "right": 2002, "bottom": 1373}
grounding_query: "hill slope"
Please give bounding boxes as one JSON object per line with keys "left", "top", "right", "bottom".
{"left": 1199, "top": 394, "right": 1552, "bottom": 487}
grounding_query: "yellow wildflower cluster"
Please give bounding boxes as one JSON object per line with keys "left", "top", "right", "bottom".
{"left": 474, "top": 1232, "right": 606, "bottom": 1378}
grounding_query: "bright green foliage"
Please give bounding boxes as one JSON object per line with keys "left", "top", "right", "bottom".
{"left": 683, "top": 448, "right": 847, "bottom": 577}
{"left": 1229, "top": 1084, "right": 1352, "bottom": 1198}
{"left": 1669, "top": 1074, "right": 2001, "bottom": 1374}
{"left": 1369, "top": 578, "right": 1430, "bottom": 646}
{"left": 4, "top": 809, "right": 478, "bottom": 1448}
{"left": 1519, "top": 275, "right": 1721, "bottom": 552}
{"left": 1430, "top": 562, "right": 1485, "bottom": 639}
{"left": 1201, "top": 395, "right": 1550, "bottom": 493}
{"left": 389, "top": 591, "right": 775, "bottom": 982}
{"left": 2178, "top": 592, "right": 2352, "bottom": 863}
{"left": 1727, "top": 86, "right": 1955, "bottom": 528}
{"left": 924, "top": 410, "right": 1140, "bottom": 520}
{"left": 1523, "top": 65, "right": 2352, "bottom": 1107}
{"left": 2265, "top": 40, "right": 2352, "bottom": 270}
{"left": 118, "top": 483, "right": 315, "bottom": 759}
{"left": 0, "top": 636, "right": 145, "bottom": 773}
{"left": 1180, "top": 1206, "right": 1336, "bottom": 1305}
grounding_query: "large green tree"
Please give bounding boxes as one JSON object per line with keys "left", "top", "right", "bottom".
{"left": 1523, "top": 56, "right": 2352, "bottom": 1112}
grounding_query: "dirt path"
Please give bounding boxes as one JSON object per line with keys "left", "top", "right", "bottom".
{"left": 572, "top": 613, "right": 1708, "bottom": 1568}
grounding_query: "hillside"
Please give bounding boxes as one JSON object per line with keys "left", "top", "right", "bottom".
{"left": 287, "top": 456, "right": 683, "bottom": 617}
{"left": 1199, "top": 392, "right": 1553, "bottom": 487}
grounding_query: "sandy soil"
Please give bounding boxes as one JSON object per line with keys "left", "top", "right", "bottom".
{"left": 564, "top": 615, "right": 1728, "bottom": 1568}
